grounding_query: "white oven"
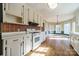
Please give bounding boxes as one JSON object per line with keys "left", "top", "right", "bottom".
{"left": 32, "top": 33, "right": 41, "bottom": 50}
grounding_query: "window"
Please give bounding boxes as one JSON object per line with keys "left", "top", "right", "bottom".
{"left": 72, "top": 22, "right": 75, "bottom": 33}
{"left": 64, "top": 23, "right": 70, "bottom": 34}
{"left": 56, "top": 25, "right": 61, "bottom": 33}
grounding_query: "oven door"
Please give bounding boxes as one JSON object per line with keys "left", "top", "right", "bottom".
{"left": 32, "top": 35, "right": 41, "bottom": 50}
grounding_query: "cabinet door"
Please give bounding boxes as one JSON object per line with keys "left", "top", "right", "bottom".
{"left": 38, "top": 15, "right": 41, "bottom": 26}
{"left": 4, "top": 3, "right": 23, "bottom": 17}
{"left": 24, "top": 34, "right": 32, "bottom": 55}
{"left": 23, "top": 5, "right": 29, "bottom": 25}
{"left": 34, "top": 12, "right": 37, "bottom": 23}
{"left": 3, "top": 39, "right": 12, "bottom": 56}
{"left": 10, "top": 36, "right": 21, "bottom": 56}
{"left": 19, "top": 35, "right": 24, "bottom": 56}
{"left": 29, "top": 8, "right": 33, "bottom": 22}
{"left": 74, "top": 37, "right": 79, "bottom": 55}
{"left": 3, "top": 35, "right": 24, "bottom": 56}
{"left": 20, "top": 41, "right": 24, "bottom": 56}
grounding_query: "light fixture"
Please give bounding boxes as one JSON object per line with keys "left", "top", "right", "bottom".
{"left": 48, "top": 3, "right": 57, "bottom": 9}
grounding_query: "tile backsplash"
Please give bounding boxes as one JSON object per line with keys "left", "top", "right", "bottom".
{"left": 1, "top": 22, "right": 43, "bottom": 32}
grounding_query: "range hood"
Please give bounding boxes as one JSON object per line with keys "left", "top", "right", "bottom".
{"left": 28, "top": 21, "right": 39, "bottom": 26}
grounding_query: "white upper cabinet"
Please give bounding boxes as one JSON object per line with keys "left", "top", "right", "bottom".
{"left": 33, "top": 9, "right": 39, "bottom": 23}
{"left": 3, "top": 3, "right": 44, "bottom": 25}
{"left": 4, "top": 3, "right": 24, "bottom": 17}
{"left": 34, "top": 12, "right": 37, "bottom": 23}
{"left": 28, "top": 8, "right": 34, "bottom": 22}
{"left": 23, "top": 5, "right": 28, "bottom": 25}
{"left": 38, "top": 15, "right": 41, "bottom": 26}
{"left": 40, "top": 18, "right": 43, "bottom": 27}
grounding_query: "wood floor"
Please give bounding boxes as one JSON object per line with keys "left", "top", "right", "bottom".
{"left": 26, "top": 35, "right": 78, "bottom": 56}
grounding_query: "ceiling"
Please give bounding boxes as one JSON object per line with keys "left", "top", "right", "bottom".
{"left": 26, "top": 3, "right": 79, "bottom": 23}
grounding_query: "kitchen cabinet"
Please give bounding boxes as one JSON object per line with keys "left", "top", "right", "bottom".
{"left": 2, "top": 32, "right": 26, "bottom": 56}
{"left": 26, "top": 6, "right": 34, "bottom": 23}
{"left": 40, "top": 19, "right": 43, "bottom": 27}
{"left": 29, "top": 8, "right": 33, "bottom": 22}
{"left": 4, "top": 3, "right": 24, "bottom": 17}
{"left": 34, "top": 12, "right": 38, "bottom": 23}
{"left": 3, "top": 38, "right": 12, "bottom": 56}
{"left": 37, "top": 14, "right": 40, "bottom": 26}
{"left": 3, "top": 36, "right": 21, "bottom": 56}
{"left": 10, "top": 36, "right": 21, "bottom": 56}
{"left": 19, "top": 35, "right": 24, "bottom": 56}
{"left": 70, "top": 33, "right": 79, "bottom": 55}
{"left": 24, "top": 33, "right": 32, "bottom": 55}
{"left": 23, "top": 5, "right": 29, "bottom": 25}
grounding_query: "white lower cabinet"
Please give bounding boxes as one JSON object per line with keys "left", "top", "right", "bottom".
{"left": 24, "top": 33, "right": 32, "bottom": 55}
{"left": 10, "top": 36, "right": 21, "bottom": 56}
{"left": 2, "top": 32, "right": 46, "bottom": 56}
{"left": 2, "top": 32, "right": 33, "bottom": 56}
{"left": 40, "top": 32, "right": 45, "bottom": 43}
{"left": 3, "top": 35, "right": 23, "bottom": 56}
{"left": 70, "top": 33, "right": 79, "bottom": 55}
{"left": 3, "top": 38, "right": 12, "bottom": 56}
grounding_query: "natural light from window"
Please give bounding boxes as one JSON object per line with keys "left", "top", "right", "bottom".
{"left": 30, "top": 52, "right": 45, "bottom": 56}
{"left": 35, "top": 47, "right": 49, "bottom": 53}
{"left": 30, "top": 47, "right": 49, "bottom": 56}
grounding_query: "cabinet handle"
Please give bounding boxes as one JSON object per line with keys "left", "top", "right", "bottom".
{"left": 5, "top": 47, "right": 7, "bottom": 56}
{"left": 4, "top": 3, "right": 6, "bottom": 11}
